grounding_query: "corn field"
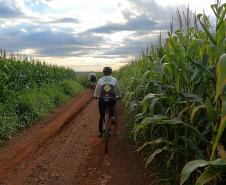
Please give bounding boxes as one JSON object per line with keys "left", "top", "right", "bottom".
{"left": 0, "top": 51, "right": 77, "bottom": 100}
{"left": 0, "top": 51, "right": 83, "bottom": 144}
{"left": 118, "top": 2, "right": 226, "bottom": 185}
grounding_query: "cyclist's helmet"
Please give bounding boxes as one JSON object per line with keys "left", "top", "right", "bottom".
{"left": 103, "top": 66, "right": 112, "bottom": 76}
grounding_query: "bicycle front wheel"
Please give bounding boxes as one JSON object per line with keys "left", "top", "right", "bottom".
{"left": 104, "top": 129, "right": 109, "bottom": 154}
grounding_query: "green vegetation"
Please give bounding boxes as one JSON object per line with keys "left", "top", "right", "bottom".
{"left": 0, "top": 53, "right": 84, "bottom": 145}
{"left": 118, "top": 2, "right": 226, "bottom": 185}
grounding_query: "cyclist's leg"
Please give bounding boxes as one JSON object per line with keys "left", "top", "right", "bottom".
{"left": 93, "top": 78, "right": 97, "bottom": 89}
{"left": 109, "top": 99, "right": 116, "bottom": 134}
{"left": 109, "top": 99, "right": 116, "bottom": 119}
{"left": 98, "top": 99, "right": 106, "bottom": 136}
{"left": 91, "top": 77, "right": 96, "bottom": 89}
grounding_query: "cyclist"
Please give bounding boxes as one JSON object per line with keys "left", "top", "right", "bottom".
{"left": 88, "top": 71, "right": 97, "bottom": 89}
{"left": 94, "top": 67, "right": 121, "bottom": 137}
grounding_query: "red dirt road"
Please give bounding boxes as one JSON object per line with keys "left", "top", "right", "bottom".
{"left": 0, "top": 91, "right": 157, "bottom": 185}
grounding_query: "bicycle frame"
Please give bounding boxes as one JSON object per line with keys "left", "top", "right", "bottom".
{"left": 95, "top": 96, "right": 121, "bottom": 154}
{"left": 103, "top": 104, "right": 111, "bottom": 154}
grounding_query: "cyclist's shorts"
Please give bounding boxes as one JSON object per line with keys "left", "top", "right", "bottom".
{"left": 91, "top": 76, "right": 96, "bottom": 82}
{"left": 99, "top": 98, "right": 116, "bottom": 124}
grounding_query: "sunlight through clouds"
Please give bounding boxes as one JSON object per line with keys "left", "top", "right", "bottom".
{"left": 0, "top": 0, "right": 220, "bottom": 71}
{"left": 18, "top": 48, "right": 38, "bottom": 55}
{"left": 157, "top": 0, "right": 215, "bottom": 14}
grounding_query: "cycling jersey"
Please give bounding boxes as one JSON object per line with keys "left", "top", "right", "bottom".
{"left": 94, "top": 76, "right": 120, "bottom": 99}
{"left": 88, "top": 73, "right": 96, "bottom": 81}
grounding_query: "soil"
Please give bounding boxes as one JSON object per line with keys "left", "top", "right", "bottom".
{"left": 0, "top": 90, "right": 158, "bottom": 185}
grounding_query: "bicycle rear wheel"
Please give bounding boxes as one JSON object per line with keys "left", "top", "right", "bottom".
{"left": 104, "top": 129, "right": 109, "bottom": 154}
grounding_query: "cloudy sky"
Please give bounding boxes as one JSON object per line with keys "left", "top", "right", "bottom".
{"left": 0, "top": 0, "right": 221, "bottom": 71}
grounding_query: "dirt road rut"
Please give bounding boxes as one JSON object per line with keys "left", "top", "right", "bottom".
{"left": 0, "top": 91, "right": 157, "bottom": 185}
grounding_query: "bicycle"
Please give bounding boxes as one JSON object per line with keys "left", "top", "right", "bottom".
{"left": 90, "top": 76, "right": 97, "bottom": 89}
{"left": 95, "top": 96, "right": 120, "bottom": 154}
{"left": 103, "top": 105, "right": 115, "bottom": 154}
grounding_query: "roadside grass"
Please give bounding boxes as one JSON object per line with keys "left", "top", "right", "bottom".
{"left": 0, "top": 80, "right": 84, "bottom": 145}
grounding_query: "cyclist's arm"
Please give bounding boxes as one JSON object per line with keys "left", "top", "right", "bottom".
{"left": 115, "top": 80, "right": 121, "bottom": 98}
{"left": 94, "top": 81, "right": 100, "bottom": 98}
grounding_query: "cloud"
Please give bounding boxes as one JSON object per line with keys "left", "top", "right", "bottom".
{"left": 89, "top": 14, "right": 163, "bottom": 33}
{"left": 33, "top": 17, "right": 80, "bottom": 25}
{"left": 127, "top": 0, "right": 187, "bottom": 23}
{"left": 0, "top": 0, "right": 190, "bottom": 71}
{"left": 92, "top": 31, "right": 160, "bottom": 59}
{"left": 49, "top": 17, "right": 80, "bottom": 24}
{"left": 88, "top": 0, "right": 177, "bottom": 35}
{"left": 0, "top": 1, "right": 24, "bottom": 18}
{"left": 101, "top": 45, "right": 141, "bottom": 57}
{"left": 0, "top": 25, "right": 105, "bottom": 57}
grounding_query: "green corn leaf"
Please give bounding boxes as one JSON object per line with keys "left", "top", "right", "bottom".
{"left": 202, "top": 53, "right": 209, "bottom": 66}
{"left": 191, "top": 105, "right": 207, "bottom": 124}
{"left": 207, "top": 44, "right": 217, "bottom": 63}
{"left": 149, "top": 97, "right": 159, "bottom": 115}
{"left": 210, "top": 114, "right": 226, "bottom": 160}
{"left": 187, "top": 39, "right": 198, "bottom": 57}
{"left": 210, "top": 159, "right": 226, "bottom": 169}
{"left": 145, "top": 146, "right": 169, "bottom": 168}
{"left": 168, "top": 37, "right": 183, "bottom": 59}
{"left": 211, "top": 54, "right": 226, "bottom": 160}
{"left": 158, "top": 118, "right": 209, "bottom": 143}
{"left": 133, "top": 117, "right": 153, "bottom": 140}
{"left": 180, "top": 160, "right": 209, "bottom": 185}
{"left": 189, "top": 69, "right": 200, "bottom": 83}
{"left": 215, "top": 54, "right": 226, "bottom": 101}
{"left": 195, "top": 168, "right": 219, "bottom": 185}
{"left": 184, "top": 137, "right": 204, "bottom": 159}
{"left": 156, "top": 118, "right": 183, "bottom": 126}
{"left": 179, "top": 92, "right": 203, "bottom": 103}
{"left": 216, "top": 20, "right": 226, "bottom": 58}
{"left": 216, "top": 3, "right": 226, "bottom": 31}
{"left": 136, "top": 137, "right": 171, "bottom": 152}
{"left": 133, "top": 115, "right": 168, "bottom": 140}
{"left": 197, "top": 14, "right": 217, "bottom": 46}
{"left": 141, "top": 94, "right": 154, "bottom": 113}
{"left": 141, "top": 70, "right": 150, "bottom": 81}
{"left": 210, "top": 4, "right": 218, "bottom": 17}
{"left": 187, "top": 57, "right": 215, "bottom": 78}
{"left": 175, "top": 70, "right": 181, "bottom": 93}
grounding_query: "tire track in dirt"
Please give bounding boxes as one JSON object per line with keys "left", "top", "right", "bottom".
{"left": 72, "top": 104, "right": 158, "bottom": 185}
{"left": 0, "top": 90, "right": 93, "bottom": 184}
{"left": 0, "top": 91, "right": 158, "bottom": 185}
